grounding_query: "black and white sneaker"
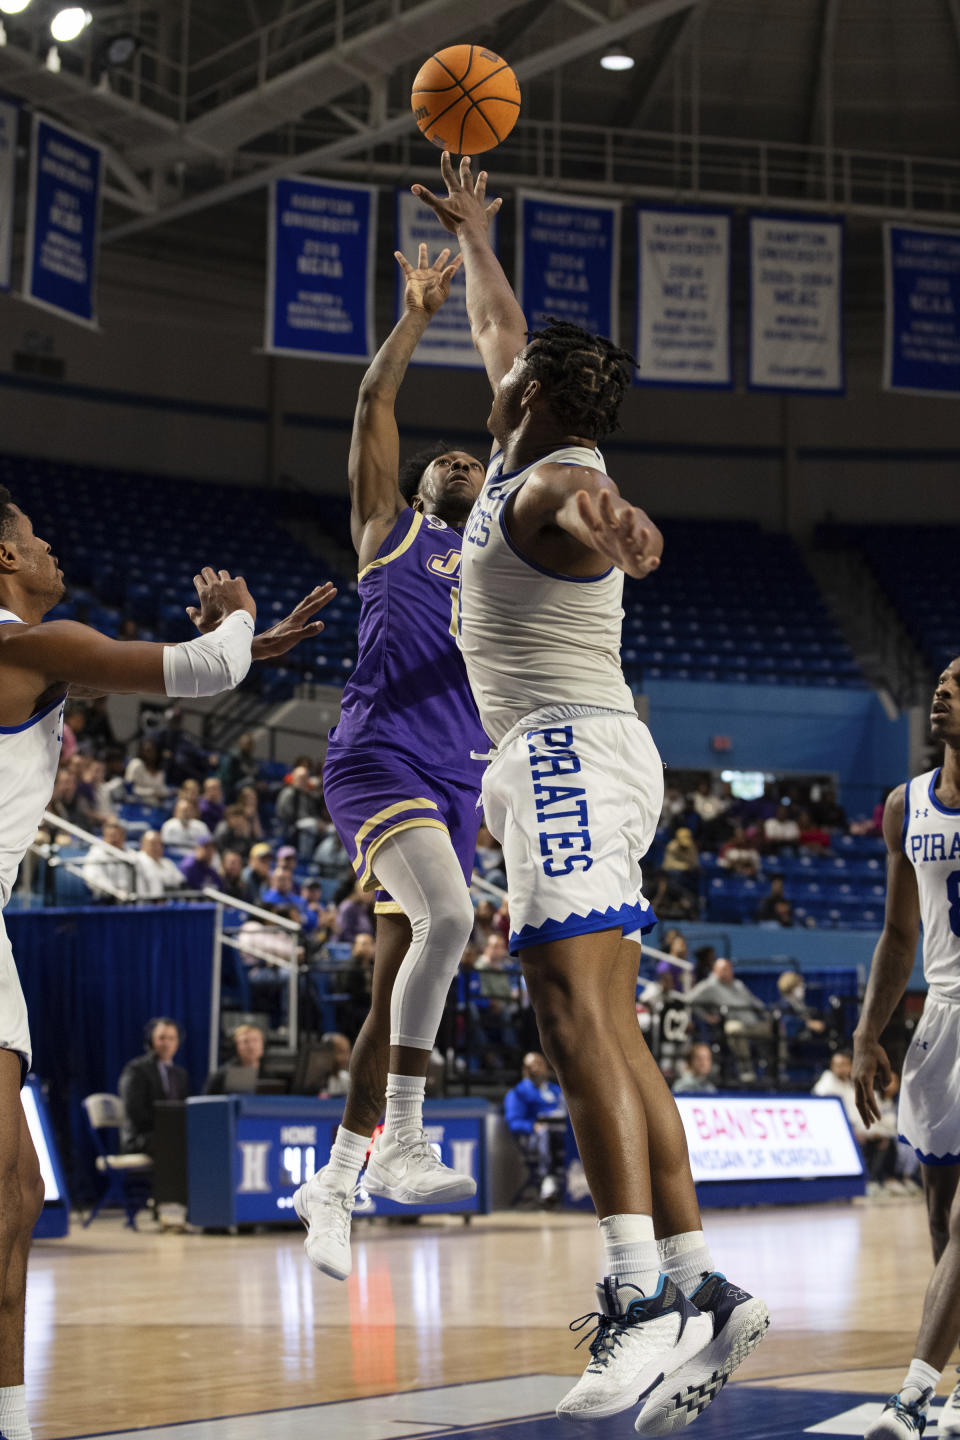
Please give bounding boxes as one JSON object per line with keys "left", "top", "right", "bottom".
{"left": 633, "top": 1272, "right": 770, "bottom": 1435}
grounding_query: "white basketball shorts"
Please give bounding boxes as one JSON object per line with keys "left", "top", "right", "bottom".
{"left": 898, "top": 990, "right": 960, "bottom": 1165}
{"left": 480, "top": 706, "right": 664, "bottom": 955}
{"left": 0, "top": 913, "right": 31, "bottom": 1077}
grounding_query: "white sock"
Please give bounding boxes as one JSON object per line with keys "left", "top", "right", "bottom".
{"left": 382, "top": 1073, "right": 426, "bottom": 1139}
{"left": 902, "top": 1357, "right": 940, "bottom": 1403}
{"left": 657, "top": 1230, "right": 715, "bottom": 1297}
{"left": 0, "top": 1384, "right": 32, "bottom": 1440}
{"left": 598, "top": 1213, "right": 661, "bottom": 1296}
{"left": 322, "top": 1125, "right": 370, "bottom": 1190}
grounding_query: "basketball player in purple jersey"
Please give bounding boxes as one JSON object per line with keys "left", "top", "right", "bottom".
{"left": 293, "top": 243, "right": 496, "bottom": 1280}
{"left": 0, "top": 490, "right": 334, "bottom": 1440}
{"left": 414, "top": 155, "right": 767, "bottom": 1435}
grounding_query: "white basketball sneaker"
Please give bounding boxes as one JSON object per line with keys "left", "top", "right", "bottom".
{"left": 864, "top": 1388, "right": 933, "bottom": 1439}
{"left": 634, "top": 1272, "right": 770, "bottom": 1434}
{"left": 940, "top": 1370, "right": 960, "bottom": 1435}
{"left": 555, "top": 1275, "right": 713, "bottom": 1421}
{"left": 292, "top": 1167, "right": 358, "bottom": 1281}
{"left": 363, "top": 1126, "right": 476, "bottom": 1204}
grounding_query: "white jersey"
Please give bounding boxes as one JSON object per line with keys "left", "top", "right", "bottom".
{"left": 0, "top": 608, "right": 65, "bottom": 910}
{"left": 902, "top": 767, "right": 960, "bottom": 1000}
{"left": 458, "top": 446, "right": 635, "bottom": 746}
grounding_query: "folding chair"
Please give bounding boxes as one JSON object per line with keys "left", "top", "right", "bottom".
{"left": 81, "top": 1093, "right": 153, "bottom": 1230}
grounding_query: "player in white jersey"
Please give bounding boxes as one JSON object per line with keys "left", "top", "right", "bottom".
{"left": 414, "top": 154, "right": 768, "bottom": 1437}
{"left": 856, "top": 657, "right": 960, "bottom": 1440}
{"left": 0, "top": 485, "right": 332, "bottom": 1440}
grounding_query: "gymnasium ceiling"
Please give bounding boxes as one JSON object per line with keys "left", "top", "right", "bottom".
{"left": 3, "top": 0, "right": 960, "bottom": 263}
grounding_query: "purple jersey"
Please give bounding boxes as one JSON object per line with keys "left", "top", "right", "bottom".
{"left": 331, "top": 509, "right": 487, "bottom": 781}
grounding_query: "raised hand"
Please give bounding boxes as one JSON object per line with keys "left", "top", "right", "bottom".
{"left": 412, "top": 152, "right": 502, "bottom": 235}
{"left": 249, "top": 584, "right": 337, "bottom": 661}
{"left": 394, "top": 242, "right": 463, "bottom": 317}
{"left": 574, "top": 489, "right": 662, "bottom": 580}
{"left": 185, "top": 567, "right": 257, "bottom": 632}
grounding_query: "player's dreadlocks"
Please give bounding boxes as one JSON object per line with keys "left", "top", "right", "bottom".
{"left": 523, "top": 321, "right": 635, "bottom": 443}
{"left": 397, "top": 440, "right": 454, "bottom": 504}
{"left": 0, "top": 486, "right": 16, "bottom": 540}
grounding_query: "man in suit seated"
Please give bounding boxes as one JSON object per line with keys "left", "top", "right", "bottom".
{"left": 118, "top": 1018, "right": 190, "bottom": 1154}
{"left": 504, "top": 1052, "right": 567, "bottom": 1203}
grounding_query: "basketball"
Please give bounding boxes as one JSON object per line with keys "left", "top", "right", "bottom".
{"left": 411, "top": 44, "right": 521, "bottom": 154}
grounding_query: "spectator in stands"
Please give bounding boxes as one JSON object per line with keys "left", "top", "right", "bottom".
{"left": 154, "top": 706, "right": 209, "bottom": 786}
{"left": 813, "top": 1051, "right": 866, "bottom": 1143}
{"left": 124, "top": 740, "right": 170, "bottom": 805}
{"left": 470, "top": 897, "right": 497, "bottom": 949}
{"left": 178, "top": 837, "right": 221, "bottom": 892}
{"left": 135, "top": 830, "right": 186, "bottom": 899}
{"left": 237, "top": 784, "right": 265, "bottom": 843}
{"left": 218, "top": 849, "right": 253, "bottom": 903}
{"left": 686, "top": 958, "right": 773, "bottom": 1082}
{"left": 260, "top": 866, "right": 317, "bottom": 932}
{"left": 118, "top": 1018, "right": 189, "bottom": 1154}
{"left": 342, "top": 932, "right": 376, "bottom": 1035}
{"left": 214, "top": 804, "right": 253, "bottom": 858}
{"left": 321, "top": 1032, "right": 352, "bottom": 1096}
{"left": 648, "top": 869, "right": 700, "bottom": 921}
{"left": 160, "top": 797, "right": 211, "bottom": 855}
{"left": 237, "top": 907, "right": 301, "bottom": 971}
{"left": 302, "top": 878, "right": 335, "bottom": 936}
{"left": 275, "top": 764, "right": 325, "bottom": 859}
{"left": 796, "top": 810, "right": 831, "bottom": 855}
{"left": 312, "top": 825, "right": 350, "bottom": 879}
{"left": 62, "top": 700, "right": 89, "bottom": 760}
{"left": 476, "top": 932, "right": 509, "bottom": 969}
{"left": 776, "top": 971, "right": 827, "bottom": 1038}
{"left": 764, "top": 801, "right": 801, "bottom": 852}
{"left": 335, "top": 879, "right": 373, "bottom": 945}
{"left": 274, "top": 844, "right": 298, "bottom": 879}
{"left": 812, "top": 786, "right": 847, "bottom": 831}
{"left": 102, "top": 748, "right": 129, "bottom": 808}
{"left": 82, "top": 819, "right": 136, "bottom": 900}
{"left": 850, "top": 787, "right": 889, "bottom": 837}
{"left": 662, "top": 826, "right": 699, "bottom": 883}
{"left": 691, "top": 778, "right": 731, "bottom": 848}
{"left": 638, "top": 963, "right": 689, "bottom": 1074}
{"left": 474, "top": 823, "right": 507, "bottom": 890}
{"left": 661, "top": 785, "right": 687, "bottom": 827}
{"left": 73, "top": 757, "right": 115, "bottom": 831}
{"left": 719, "top": 826, "right": 762, "bottom": 876}
{"left": 694, "top": 944, "right": 716, "bottom": 984}
{"left": 672, "top": 1042, "right": 718, "bottom": 1094}
{"left": 198, "top": 777, "right": 225, "bottom": 832}
{"left": 504, "top": 1052, "right": 567, "bottom": 1204}
{"left": 243, "top": 842, "right": 273, "bottom": 904}
{"left": 755, "top": 874, "right": 787, "bottom": 921}
{"left": 204, "top": 1024, "right": 265, "bottom": 1095}
{"left": 48, "top": 766, "right": 82, "bottom": 829}
{"left": 772, "top": 897, "right": 796, "bottom": 927}
{"left": 217, "top": 732, "right": 260, "bottom": 803}
{"left": 83, "top": 696, "right": 116, "bottom": 752}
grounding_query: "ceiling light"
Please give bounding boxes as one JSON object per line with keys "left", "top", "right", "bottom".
{"left": 50, "top": 7, "right": 91, "bottom": 43}
{"left": 0, "top": 0, "right": 34, "bottom": 15}
{"left": 102, "top": 31, "right": 140, "bottom": 66}
{"left": 600, "top": 45, "right": 635, "bottom": 71}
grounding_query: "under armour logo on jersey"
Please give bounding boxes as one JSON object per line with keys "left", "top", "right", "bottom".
{"left": 916, "top": 808, "right": 929, "bottom": 818}
{"left": 916, "top": 1040, "right": 929, "bottom": 1051}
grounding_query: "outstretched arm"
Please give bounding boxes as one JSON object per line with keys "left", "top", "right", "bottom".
{"left": 852, "top": 785, "right": 921, "bottom": 1125}
{"left": 413, "top": 153, "right": 522, "bottom": 391}
{"left": 511, "top": 463, "right": 663, "bottom": 581}
{"left": 348, "top": 244, "right": 462, "bottom": 562}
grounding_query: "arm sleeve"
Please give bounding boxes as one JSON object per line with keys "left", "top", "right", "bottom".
{"left": 162, "top": 611, "right": 255, "bottom": 698}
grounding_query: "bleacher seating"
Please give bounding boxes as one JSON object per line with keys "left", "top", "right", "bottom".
{"left": 3, "top": 455, "right": 864, "bottom": 700}
{"left": 621, "top": 518, "right": 863, "bottom": 688}
{"left": 818, "top": 522, "right": 958, "bottom": 675}
{"left": 700, "top": 838, "right": 887, "bottom": 927}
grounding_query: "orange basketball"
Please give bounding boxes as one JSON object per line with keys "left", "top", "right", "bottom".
{"left": 411, "top": 44, "right": 521, "bottom": 154}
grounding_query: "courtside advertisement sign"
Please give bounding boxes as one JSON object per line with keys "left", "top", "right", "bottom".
{"left": 0, "top": 100, "right": 18, "bottom": 292}
{"left": 394, "top": 189, "right": 497, "bottom": 368}
{"left": 266, "top": 177, "right": 376, "bottom": 361}
{"left": 23, "top": 114, "right": 102, "bottom": 327}
{"left": 517, "top": 189, "right": 620, "bottom": 342}
{"left": 676, "top": 1095, "right": 863, "bottom": 1182}
{"left": 748, "top": 212, "right": 844, "bottom": 393}
{"left": 635, "top": 207, "right": 732, "bottom": 388}
{"left": 883, "top": 223, "right": 960, "bottom": 395}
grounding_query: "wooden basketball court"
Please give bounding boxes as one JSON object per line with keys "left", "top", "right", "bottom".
{"left": 25, "top": 1193, "right": 953, "bottom": 1440}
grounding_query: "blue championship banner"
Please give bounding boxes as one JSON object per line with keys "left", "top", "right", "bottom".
{"left": 23, "top": 114, "right": 102, "bottom": 327}
{"left": 884, "top": 223, "right": 960, "bottom": 395}
{"left": 517, "top": 189, "right": 620, "bottom": 341}
{"left": 0, "top": 99, "right": 18, "bottom": 292}
{"left": 635, "top": 207, "right": 732, "bottom": 388}
{"left": 394, "top": 188, "right": 497, "bottom": 368}
{"left": 748, "top": 212, "right": 844, "bottom": 393}
{"left": 266, "top": 176, "right": 376, "bottom": 361}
